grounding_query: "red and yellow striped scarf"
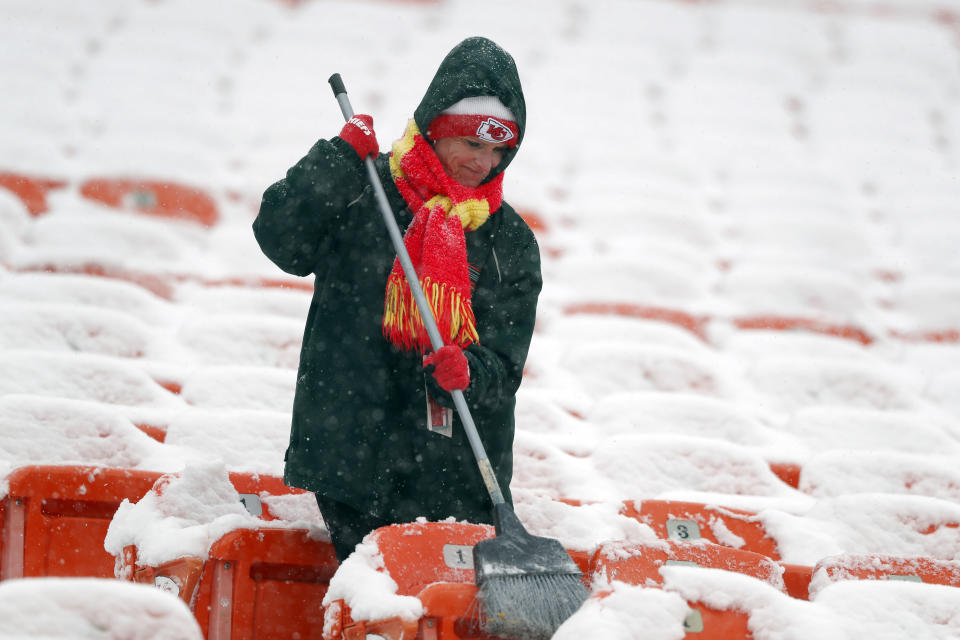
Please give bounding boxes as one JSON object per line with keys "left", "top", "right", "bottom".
{"left": 384, "top": 119, "right": 504, "bottom": 353}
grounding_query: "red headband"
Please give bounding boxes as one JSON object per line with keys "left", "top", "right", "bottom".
{"left": 427, "top": 114, "right": 519, "bottom": 147}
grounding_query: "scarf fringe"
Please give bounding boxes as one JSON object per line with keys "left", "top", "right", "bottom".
{"left": 384, "top": 273, "right": 479, "bottom": 353}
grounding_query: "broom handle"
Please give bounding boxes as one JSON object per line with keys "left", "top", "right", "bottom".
{"left": 329, "top": 73, "right": 507, "bottom": 507}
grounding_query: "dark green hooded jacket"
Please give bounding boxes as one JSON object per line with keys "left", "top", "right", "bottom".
{"left": 252, "top": 38, "right": 541, "bottom": 525}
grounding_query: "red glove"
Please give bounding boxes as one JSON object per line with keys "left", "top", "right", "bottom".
{"left": 339, "top": 114, "right": 379, "bottom": 159}
{"left": 424, "top": 345, "right": 470, "bottom": 392}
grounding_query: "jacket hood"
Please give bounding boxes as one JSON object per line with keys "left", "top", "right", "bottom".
{"left": 414, "top": 37, "right": 526, "bottom": 182}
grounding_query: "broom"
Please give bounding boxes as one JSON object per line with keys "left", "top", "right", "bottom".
{"left": 328, "top": 73, "right": 588, "bottom": 639}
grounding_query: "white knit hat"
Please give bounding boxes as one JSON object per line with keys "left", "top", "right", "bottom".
{"left": 440, "top": 96, "right": 516, "bottom": 121}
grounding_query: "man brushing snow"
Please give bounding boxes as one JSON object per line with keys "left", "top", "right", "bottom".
{"left": 253, "top": 37, "right": 541, "bottom": 562}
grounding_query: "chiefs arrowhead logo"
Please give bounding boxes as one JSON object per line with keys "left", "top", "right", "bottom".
{"left": 475, "top": 117, "right": 515, "bottom": 144}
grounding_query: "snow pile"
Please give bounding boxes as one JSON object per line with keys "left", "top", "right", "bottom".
{"left": 321, "top": 538, "right": 425, "bottom": 624}
{"left": 0, "top": 578, "right": 203, "bottom": 640}
{"left": 0, "top": 394, "right": 182, "bottom": 474}
{"left": 104, "top": 461, "right": 324, "bottom": 568}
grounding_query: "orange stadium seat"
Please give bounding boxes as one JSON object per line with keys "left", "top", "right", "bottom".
{"left": 226, "top": 471, "right": 309, "bottom": 521}
{"left": 589, "top": 539, "right": 786, "bottom": 592}
{"left": 0, "top": 172, "right": 67, "bottom": 215}
{"left": 586, "top": 541, "right": 775, "bottom": 638}
{"left": 118, "top": 471, "right": 318, "bottom": 620}
{"left": 19, "top": 263, "right": 178, "bottom": 300}
{"left": 768, "top": 461, "right": 802, "bottom": 489}
{"left": 733, "top": 315, "right": 874, "bottom": 346}
{"left": 563, "top": 302, "right": 710, "bottom": 341}
{"left": 812, "top": 553, "right": 960, "bottom": 592}
{"left": 322, "top": 521, "right": 505, "bottom": 640}
{"left": 1, "top": 465, "right": 162, "bottom": 580}
{"left": 191, "top": 528, "right": 338, "bottom": 640}
{"left": 79, "top": 177, "right": 219, "bottom": 227}
{"left": 621, "top": 499, "right": 781, "bottom": 560}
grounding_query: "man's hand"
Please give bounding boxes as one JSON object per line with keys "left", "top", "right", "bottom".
{"left": 424, "top": 345, "right": 470, "bottom": 392}
{"left": 339, "top": 115, "right": 379, "bottom": 159}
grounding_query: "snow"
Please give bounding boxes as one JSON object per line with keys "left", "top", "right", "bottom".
{"left": 321, "top": 539, "right": 425, "bottom": 624}
{"left": 3, "top": 0, "right": 960, "bottom": 637}
{"left": 0, "top": 578, "right": 203, "bottom": 640}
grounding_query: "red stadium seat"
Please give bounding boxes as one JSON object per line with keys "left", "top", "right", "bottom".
{"left": 371, "top": 521, "right": 494, "bottom": 596}
{"left": 563, "top": 302, "right": 710, "bottom": 341}
{"left": 734, "top": 315, "right": 874, "bottom": 345}
{"left": 0, "top": 172, "right": 67, "bottom": 215}
{"left": 79, "top": 177, "right": 219, "bottom": 227}
{"left": 589, "top": 539, "right": 786, "bottom": 592}
{"left": 191, "top": 528, "right": 338, "bottom": 640}
{"left": 226, "top": 471, "right": 309, "bottom": 521}
{"left": 322, "top": 522, "right": 513, "bottom": 640}
{"left": 621, "top": 499, "right": 782, "bottom": 560}
{"left": 812, "top": 553, "right": 960, "bottom": 593}
{"left": 1, "top": 465, "right": 161, "bottom": 580}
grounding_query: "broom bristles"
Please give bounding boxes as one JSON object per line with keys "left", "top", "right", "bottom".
{"left": 475, "top": 572, "right": 589, "bottom": 640}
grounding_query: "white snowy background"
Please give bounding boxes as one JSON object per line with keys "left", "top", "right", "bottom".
{"left": 3, "top": 0, "right": 960, "bottom": 637}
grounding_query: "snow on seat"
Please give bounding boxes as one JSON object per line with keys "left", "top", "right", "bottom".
{"left": 0, "top": 351, "right": 183, "bottom": 409}
{"left": 0, "top": 577, "right": 203, "bottom": 640}
{"left": 548, "top": 253, "right": 711, "bottom": 315}
{"left": 1, "top": 465, "right": 162, "bottom": 580}
{"left": 108, "top": 462, "right": 329, "bottom": 631}
{"left": 717, "top": 264, "right": 874, "bottom": 335}
{"left": 809, "top": 553, "right": 960, "bottom": 598}
{"left": 560, "top": 302, "right": 710, "bottom": 341}
{"left": 178, "top": 366, "right": 296, "bottom": 413}
{"left": 554, "top": 578, "right": 752, "bottom": 640}
{"left": 546, "top": 314, "right": 711, "bottom": 353}
{"left": 745, "top": 355, "right": 923, "bottom": 412}
{"left": 807, "top": 578, "right": 960, "bottom": 637}
{"left": 892, "top": 213, "right": 960, "bottom": 278}
{"left": 589, "top": 539, "right": 786, "bottom": 593}
{"left": 589, "top": 435, "right": 800, "bottom": 500}
{"left": 78, "top": 177, "right": 219, "bottom": 227}
{"left": 320, "top": 521, "right": 517, "bottom": 640}
{"left": 173, "top": 281, "right": 312, "bottom": 320}
{"left": 0, "top": 189, "right": 30, "bottom": 260}
{"left": 0, "top": 271, "right": 172, "bottom": 323}
{"left": 558, "top": 343, "right": 737, "bottom": 399}
{"left": 511, "top": 430, "right": 612, "bottom": 502}
{"left": 758, "top": 493, "right": 960, "bottom": 568}
{"left": 889, "top": 275, "right": 960, "bottom": 343}
{"left": 623, "top": 560, "right": 960, "bottom": 639}
{"left": 583, "top": 391, "right": 787, "bottom": 451}
{"left": 0, "top": 394, "right": 178, "bottom": 471}
{"left": 783, "top": 407, "right": 960, "bottom": 458}
{"left": 0, "top": 301, "right": 152, "bottom": 358}
{"left": 175, "top": 314, "right": 303, "bottom": 369}
{"left": 620, "top": 499, "right": 782, "bottom": 561}
{"left": 158, "top": 408, "right": 291, "bottom": 481}
{"left": 723, "top": 214, "right": 879, "bottom": 275}
{"left": 13, "top": 203, "right": 208, "bottom": 278}
{"left": 926, "top": 368, "right": 960, "bottom": 419}
{"left": 717, "top": 328, "right": 877, "bottom": 365}
{"left": 799, "top": 450, "right": 960, "bottom": 502}
{"left": 731, "top": 316, "right": 875, "bottom": 346}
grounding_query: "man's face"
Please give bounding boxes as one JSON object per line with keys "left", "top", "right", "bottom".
{"left": 434, "top": 137, "right": 509, "bottom": 188}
